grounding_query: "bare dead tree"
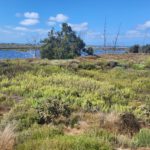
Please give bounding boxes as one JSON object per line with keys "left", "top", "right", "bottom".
{"left": 26, "top": 35, "right": 40, "bottom": 58}
{"left": 113, "top": 23, "right": 121, "bottom": 53}
{"left": 103, "top": 18, "right": 107, "bottom": 53}
{"left": 32, "top": 35, "right": 39, "bottom": 58}
{"left": 142, "top": 29, "right": 148, "bottom": 46}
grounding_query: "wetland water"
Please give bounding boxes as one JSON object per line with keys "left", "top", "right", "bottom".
{"left": 0, "top": 49, "right": 126, "bottom": 59}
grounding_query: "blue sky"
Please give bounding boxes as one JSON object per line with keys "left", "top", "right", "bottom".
{"left": 0, "top": 0, "right": 150, "bottom": 45}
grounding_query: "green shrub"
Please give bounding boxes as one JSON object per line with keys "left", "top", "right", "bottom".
{"left": 129, "top": 45, "right": 140, "bottom": 53}
{"left": 132, "top": 128, "right": 150, "bottom": 147}
{"left": 132, "top": 64, "right": 146, "bottom": 70}
{"left": 16, "top": 135, "right": 112, "bottom": 150}
{"left": 129, "top": 44, "right": 150, "bottom": 53}
{"left": 17, "top": 124, "right": 63, "bottom": 144}
{"left": 0, "top": 100, "right": 39, "bottom": 131}
{"left": 79, "top": 62, "right": 96, "bottom": 70}
{"left": 0, "top": 93, "right": 6, "bottom": 103}
{"left": 118, "top": 112, "right": 140, "bottom": 136}
{"left": 86, "top": 128, "right": 116, "bottom": 145}
{"left": 145, "top": 58, "right": 150, "bottom": 68}
{"left": 36, "top": 98, "right": 72, "bottom": 125}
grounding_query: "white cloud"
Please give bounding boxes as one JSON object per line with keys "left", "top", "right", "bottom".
{"left": 69, "top": 22, "right": 88, "bottom": 32}
{"left": 126, "top": 30, "right": 140, "bottom": 35}
{"left": 17, "top": 12, "right": 40, "bottom": 26}
{"left": 121, "top": 29, "right": 148, "bottom": 39}
{"left": 16, "top": 28, "right": 48, "bottom": 34}
{"left": 49, "top": 14, "right": 68, "bottom": 23}
{"left": 32, "top": 28, "right": 49, "bottom": 34}
{"left": 126, "top": 30, "right": 142, "bottom": 38}
{"left": 86, "top": 31, "right": 103, "bottom": 39}
{"left": 20, "top": 19, "right": 39, "bottom": 26}
{"left": 14, "top": 26, "right": 29, "bottom": 31}
{"left": 24, "top": 12, "right": 39, "bottom": 19}
{"left": 0, "top": 28, "right": 13, "bottom": 34}
{"left": 6, "top": 25, "right": 49, "bottom": 34}
{"left": 137, "top": 20, "right": 150, "bottom": 30}
{"left": 47, "top": 21, "right": 56, "bottom": 26}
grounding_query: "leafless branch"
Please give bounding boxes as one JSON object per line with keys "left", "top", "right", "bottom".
{"left": 113, "top": 23, "right": 121, "bottom": 52}
{"left": 26, "top": 34, "right": 40, "bottom": 58}
{"left": 103, "top": 17, "right": 107, "bottom": 53}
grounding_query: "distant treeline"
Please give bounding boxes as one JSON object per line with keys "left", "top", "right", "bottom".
{"left": 86, "top": 46, "right": 129, "bottom": 50}
{"left": 129, "top": 45, "right": 150, "bottom": 53}
{"left": 0, "top": 43, "right": 129, "bottom": 51}
{"left": 0, "top": 43, "right": 40, "bottom": 50}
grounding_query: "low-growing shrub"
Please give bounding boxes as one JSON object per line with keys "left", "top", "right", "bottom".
{"left": 17, "top": 124, "right": 63, "bottom": 144}
{"left": 16, "top": 135, "right": 112, "bottom": 150}
{"left": 132, "top": 64, "right": 146, "bottom": 70}
{"left": 129, "top": 44, "right": 150, "bottom": 53}
{"left": 117, "top": 112, "right": 140, "bottom": 136}
{"left": 0, "top": 101, "right": 39, "bottom": 131}
{"left": 132, "top": 128, "right": 150, "bottom": 147}
{"left": 106, "top": 61, "right": 119, "bottom": 68}
{"left": 86, "top": 128, "right": 117, "bottom": 145}
{"left": 79, "top": 62, "right": 96, "bottom": 70}
{"left": 36, "top": 98, "right": 72, "bottom": 125}
{"left": 129, "top": 45, "right": 140, "bottom": 53}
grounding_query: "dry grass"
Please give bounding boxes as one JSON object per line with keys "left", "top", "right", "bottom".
{"left": 100, "top": 112, "right": 119, "bottom": 132}
{"left": 116, "top": 134, "right": 132, "bottom": 148}
{"left": 0, "top": 125, "right": 15, "bottom": 150}
{"left": 64, "top": 121, "right": 89, "bottom": 135}
{"left": 99, "top": 112, "right": 142, "bottom": 137}
{"left": 100, "top": 54, "right": 149, "bottom": 62}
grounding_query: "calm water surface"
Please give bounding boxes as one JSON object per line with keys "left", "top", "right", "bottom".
{"left": 0, "top": 50, "right": 40, "bottom": 59}
{"left": 0, "top": 49, "right": 126, "bottom": 59}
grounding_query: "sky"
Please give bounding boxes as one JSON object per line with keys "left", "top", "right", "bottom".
{"left": 0, "top": 0, "right": 150, "bottom": 46}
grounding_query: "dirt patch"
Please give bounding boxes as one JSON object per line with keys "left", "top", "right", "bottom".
{"left": 0, "top": 106, "right": 10, "bottom": 116}
{"left": 64, "top": 121, "right": 89, "bottom": 135}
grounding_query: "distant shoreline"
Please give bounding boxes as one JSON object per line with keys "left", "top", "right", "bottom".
{"left": 0, "top": 44, "right": 40, "bottom": 50}
{"left": 0, "top": 47, "right": 128, "bottom": 51}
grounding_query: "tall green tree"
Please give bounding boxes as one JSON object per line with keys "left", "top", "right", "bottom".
{"left": 41, "top": 23, "right": 90, "bottom": 59}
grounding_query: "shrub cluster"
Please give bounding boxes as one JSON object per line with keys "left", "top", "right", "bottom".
{"left": 129, "top": 44, "right": 150, "bottom": 53}
{"left": 41, "top": 23, "right": 93, "bottom": 59}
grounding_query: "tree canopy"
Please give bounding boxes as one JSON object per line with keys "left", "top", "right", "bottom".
{"left": 41, "top": 23, "right": 93, "bottom": 59}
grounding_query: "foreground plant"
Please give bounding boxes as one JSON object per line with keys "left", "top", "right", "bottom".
{"left": 0, "top": 124, "right": 15, "bottom": 150}
{"left": 132, "top": 128, "right": 150, "bottom": 147}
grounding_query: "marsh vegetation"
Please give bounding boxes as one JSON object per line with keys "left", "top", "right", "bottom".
{"left": 0, "top": 54, "right": 149, "bottom": 150}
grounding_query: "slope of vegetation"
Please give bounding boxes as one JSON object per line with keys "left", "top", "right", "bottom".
{"left": 0, "top": 54, "right": 150, "bottom": 150}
